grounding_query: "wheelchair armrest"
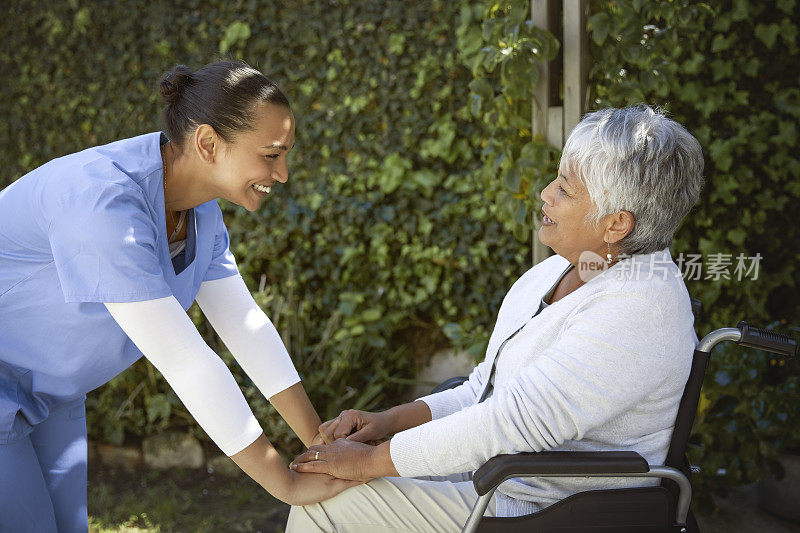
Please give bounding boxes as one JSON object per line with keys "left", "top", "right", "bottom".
{"left": 431, "top": 376, "right": 469, "bottom": 394}
{"left": 472, "top": 451, "right": 649, "bottom": 496}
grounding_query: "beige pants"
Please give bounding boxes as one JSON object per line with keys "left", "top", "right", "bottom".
{"left": 286, "top": 473, "right": 497, "bottom": 533}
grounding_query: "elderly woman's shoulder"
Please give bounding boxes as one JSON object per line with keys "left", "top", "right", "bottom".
{"left": 500, "top": 254, "right": 571, "bottom": 305}
{"left": 599, "top": 248, "right": 693, "bottom": 317}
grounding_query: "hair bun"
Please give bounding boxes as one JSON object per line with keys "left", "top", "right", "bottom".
{"left": 159, "top": 65, "right": 193, "bottom": 106}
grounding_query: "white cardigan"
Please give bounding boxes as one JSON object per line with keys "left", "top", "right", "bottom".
{"left": 389, "top": 248, "right": 696, "bottom": 516}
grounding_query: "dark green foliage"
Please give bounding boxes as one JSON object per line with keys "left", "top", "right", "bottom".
{"left": 1, "top": 0, "right": 529, "bottom": 458}
{"left": 458, "top": 0, "right": 562, "bottom": 241}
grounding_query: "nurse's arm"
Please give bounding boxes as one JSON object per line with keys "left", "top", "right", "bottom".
{"left": 195, "top": 274, "right": 322, "bottom": 447}
{"left": 104, "top": 296, "right": 355, "bottom": 505}
{"left": 269, "top": 382, "right": 324, "bottom": 447}
{"left": 231, "top": 434, "right": 361, "bottom": 505}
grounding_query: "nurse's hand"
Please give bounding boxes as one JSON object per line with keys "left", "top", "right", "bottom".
{"left": 230, "top": 434, "right": 359, "bottom": 506}
{"left": 309, "top": 432, "right": 326, "bottom": 448}
{"left": 279, "top": 470, "right": 362, "bottom": 506}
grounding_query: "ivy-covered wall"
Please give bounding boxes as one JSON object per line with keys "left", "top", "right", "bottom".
{"left": 1, "top": 0, "right": 529, "bottom": 455}
{"left": 3, "top": 0, "right": 798, "bottom": 504}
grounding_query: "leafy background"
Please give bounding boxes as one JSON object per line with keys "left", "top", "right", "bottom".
{"left": 2, "top": 0, "right": 798, "bottom": 506}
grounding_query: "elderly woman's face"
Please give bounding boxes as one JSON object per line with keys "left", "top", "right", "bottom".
{"left": 539, "top": 168, "right": 608, "bottom": 264}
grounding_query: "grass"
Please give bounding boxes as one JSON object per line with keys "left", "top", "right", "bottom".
{"left": 88, "top": 462, "right": 290, "bottom": 532}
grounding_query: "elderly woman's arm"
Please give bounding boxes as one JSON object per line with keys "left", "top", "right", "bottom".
{"left": 293, "top": 290, "right": 686, "bottom": 480}
{"left": 317, "top": 266, "right": 545, "bottom": 445}
{"left": 318, "top": 358, "right": 494, "bottom": 444}
{"left": 390, "top": 291, "right": 680, "bottom": 477}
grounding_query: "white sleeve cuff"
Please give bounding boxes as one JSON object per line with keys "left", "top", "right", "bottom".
{"left": 414, "top": 391, "right": 470, "bottom": 421}
{"left": 223, "top": 415, "right": 265, "bottom": 456}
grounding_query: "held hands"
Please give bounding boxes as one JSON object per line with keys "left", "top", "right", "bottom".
{"left": 318, "top": 409, "right": 392, "bottom": 444}
{"left": 289, "top": 409, "right": 400, "bottom": 485}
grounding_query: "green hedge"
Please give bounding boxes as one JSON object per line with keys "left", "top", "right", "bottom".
{"left": 1, "top": 1, "right": 529, "bottom": 456}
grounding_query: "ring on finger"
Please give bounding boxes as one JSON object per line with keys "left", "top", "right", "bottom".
{"left": 314, "top": 451, "right": 320, "bottom": 461}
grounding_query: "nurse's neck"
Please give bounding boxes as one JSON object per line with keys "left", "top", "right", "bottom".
{"left": 161, "top": 141, "right": 218, "bottom": 212}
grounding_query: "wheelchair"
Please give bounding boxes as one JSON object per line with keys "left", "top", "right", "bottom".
{"left": 432, "top": 301, "right": 797, "bottom": 533}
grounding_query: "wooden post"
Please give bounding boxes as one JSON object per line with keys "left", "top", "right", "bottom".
{"left": 530, "top": 0, "right": 589, "bottom": 266}
{"left": 531, "top": 0, "right": 562, "bottom": 148}
{"left": 563, "top": 0, "right": 589, "bottom": 139}
{"left": 531, "top": 0, "right": 559, "bottom": 266}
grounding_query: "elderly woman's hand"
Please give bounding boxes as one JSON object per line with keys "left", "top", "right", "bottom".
{"left": 318, "top": 409, "right": 393, "bottom": 444}
{"left": 290, "top": 439, "right": 398, "bottom": 482}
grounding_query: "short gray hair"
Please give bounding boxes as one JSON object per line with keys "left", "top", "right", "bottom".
{"left": 559, "top": 105, "right": 704, "bottom": 256}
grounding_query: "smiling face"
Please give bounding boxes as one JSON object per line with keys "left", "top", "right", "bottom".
{"left": 212, "top": 103, "right": 295, "bottom": 212}
{"left": 538, "top": 168, "right": 612, "bottom": 265}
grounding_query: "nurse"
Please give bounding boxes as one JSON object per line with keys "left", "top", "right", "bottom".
{"left": 0, "top": 60, "right": 357, "bottom": 532}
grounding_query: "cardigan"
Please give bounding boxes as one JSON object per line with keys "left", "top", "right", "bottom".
{"left": 389, "top": 248, "right": 696, "bottom": 516}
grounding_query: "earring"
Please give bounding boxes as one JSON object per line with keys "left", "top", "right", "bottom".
{"left": 606, "top": 241, "right": 613, "bottom": 265}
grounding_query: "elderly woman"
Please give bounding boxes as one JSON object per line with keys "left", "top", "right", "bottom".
{"left": 287, "top": 105, "right": 704, "bottom": 531}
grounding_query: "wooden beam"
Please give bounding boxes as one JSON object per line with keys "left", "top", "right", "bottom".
{"left": 563, "top": 0, "right": 589, "bottom": 140}
{"left": 547, "top": 105, "right": 564, "bottom": 147}
{"left": 530, "top": 0, "right": 558, "bottom": 266}
{"left": 531, "top": 0, "right": 558, "bottom": 143}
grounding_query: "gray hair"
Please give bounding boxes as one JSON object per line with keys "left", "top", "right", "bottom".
{"left": 559, "top": 105, "right": 704, "bottom": 256}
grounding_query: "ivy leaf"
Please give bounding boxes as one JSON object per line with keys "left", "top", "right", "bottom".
{"left": 504, "top": 166, "right": 521, "bottom": 192}
{"left": 588, "top": 12, "right": 611, "bottom": 45}
{"left": 711, "top": 34, "right": 730, "bottom": 53}
{"left": 755, "top": 23, "right": 780, "bottom": 49}
{"left": 727, "top": 228, "right": 747, "bottom": 247}
{"left": 468, "top": 78, "right": 494, "bottom": 100}
{"left": 731, "top": 0, "right": 750, "bottom": 21}
{"left": 389, "top": 34, "right": 406, "bottom": 55}
{"left": 777, "top": 0, "right": 796, "bottom": 13}
{"left": 377, "top": 153, "right": 412, "bottom": 194}
{"left": 220, "top": 21, "right": 251, "bottom": 54}
{"left": 145, "top": 393, "right": 172, "bottom": 424}
{"left": 360, "top": 308, "right": 382, "bottom": 322}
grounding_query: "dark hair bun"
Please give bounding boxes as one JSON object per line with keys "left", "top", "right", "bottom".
{"left": 159, "top": 60, "right": 290, "bottom": 145}
{"left": 159, "top": 65, "right": 193, "bottom": 106}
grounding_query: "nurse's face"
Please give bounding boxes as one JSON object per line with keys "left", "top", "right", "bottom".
{"left": 214, "top": 103, "right": 295, "bottom": 212}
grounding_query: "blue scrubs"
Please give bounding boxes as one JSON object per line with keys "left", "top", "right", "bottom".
{"left": 0, "top": 132, "right": 239, "bottom": 532}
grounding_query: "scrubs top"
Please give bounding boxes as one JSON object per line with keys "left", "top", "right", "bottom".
{"left": 0, "top": 132, "right": 239, "bottom": 443}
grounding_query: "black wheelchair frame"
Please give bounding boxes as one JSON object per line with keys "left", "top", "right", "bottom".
{"left": 431, "top": 302, "right": 797, "bottom": 533}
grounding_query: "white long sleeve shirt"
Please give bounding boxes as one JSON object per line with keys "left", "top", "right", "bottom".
{"left": 389, "top": 248, "right": 696, "bottom": 516}
{"left": 105, "top": 274, "right": 300, "bottom": 456}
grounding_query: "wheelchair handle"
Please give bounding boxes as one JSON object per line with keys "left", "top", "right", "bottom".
{"left": 696, "top": 322, "right": 797, "bottom": 357}
{"left": 736, "top": 321, "right": 797, "bottom": 358}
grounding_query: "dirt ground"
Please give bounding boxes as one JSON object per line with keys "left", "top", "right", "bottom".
{"left": 88, "top": 463, "right": 290, "bottom": 532}
{"left": 88, "top": 463, "right": 800, "bottom": 533}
